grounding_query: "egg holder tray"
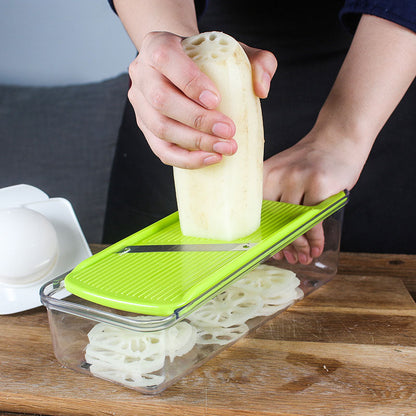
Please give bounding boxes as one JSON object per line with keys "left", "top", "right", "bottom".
{"left": 0, "top": 184, "right": 91, "bottom": 315}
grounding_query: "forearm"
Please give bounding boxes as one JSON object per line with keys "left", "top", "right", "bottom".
{"left": 316, "top": 14, "right": 416, "bottom": 158}
{"left": 113, "top": 0, "right": 199, "bottom": 50}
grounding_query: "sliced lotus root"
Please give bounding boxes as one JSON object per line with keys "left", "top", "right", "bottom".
{"left": 188, "top": 286, "right": 263, "bottom": 328}
{"left": 87, "top": 323, "right": 166, "bottom": 358}
{"left": 195, "top": 323, "right": 249, "bottom": 345}
{"left": 84, "top": 264, "right": 303, "bottom": 388}
{"left": 262, "top": 286, "right": 304, "bottom": 306}
{"left": 89, "top": 363, "right": 165, "bottom": 388}
{"left": 85, "top": 342, "right": 166, "bottom": 374}
{"left": 182, "top": 31, "right": 235, "bottom": 64}
{"left": 86, "top": 320, "right": 198, "bottom": 372}
{"left": 233, "top": 264, "right": 300, "bottom": 298}
{"left": 165, "top": 321, "right": 197, "bottom": 362}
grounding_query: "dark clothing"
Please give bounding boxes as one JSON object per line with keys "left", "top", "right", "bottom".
{"left": 107, "top": 0, "right": 416, "bottom": 33}
{"left": 103, "top": 1, "right": 416, "bottom": 254}
{"left": 340, "top": 0, "right": 416, "bottom": 33}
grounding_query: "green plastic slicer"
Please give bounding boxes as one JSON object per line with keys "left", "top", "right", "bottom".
{"left": 64, "top": 190, "right": 348, "bottom": 317}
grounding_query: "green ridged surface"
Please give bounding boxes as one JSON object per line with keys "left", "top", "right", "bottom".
{"left": 65, "top": 191, "right": 347, "bottom": 316}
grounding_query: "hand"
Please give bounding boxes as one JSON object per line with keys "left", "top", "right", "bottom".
{"left": 127, "top": 31, "right": 277, "bottom": 168}
{"left": 263, "top": 125, "right": 368, "bottom": 264}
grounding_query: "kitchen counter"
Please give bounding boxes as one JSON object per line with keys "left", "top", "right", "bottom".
{"left": 1, "top": 250, "right": 416, "bottom": 416}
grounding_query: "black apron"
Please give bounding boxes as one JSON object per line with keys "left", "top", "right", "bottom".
{"left": 104, "top": 0, "right": 416, "bottom": 254}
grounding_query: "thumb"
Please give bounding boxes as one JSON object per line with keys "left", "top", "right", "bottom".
{"left": 241, "top": 43, "right": 277, "bottom": 98}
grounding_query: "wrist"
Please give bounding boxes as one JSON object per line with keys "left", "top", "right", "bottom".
{"left": 313, "top": 98, "right": 377, "bottom": 158}
{"left": 301, "top": 113, "right": 374, "bottom": 181}
{"left": 114, "top": 0, "right": 199, "bottom": 50}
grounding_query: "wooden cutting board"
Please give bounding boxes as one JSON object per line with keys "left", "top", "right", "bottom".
{"left": 0, "top": 252, "right": 415, "bottom": 416}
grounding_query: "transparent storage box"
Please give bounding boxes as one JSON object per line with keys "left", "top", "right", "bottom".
{"left": 40, "top": 206, "right": 344, "bottom": 395}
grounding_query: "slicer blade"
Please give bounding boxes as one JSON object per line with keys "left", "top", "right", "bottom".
{"left": 117, "top": 243, "right": 256, "bottom": 254}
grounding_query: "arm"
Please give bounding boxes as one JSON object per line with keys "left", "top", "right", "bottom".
{"left": 113, "top": 0, "right": 199, "bottom": 48}
{"left": 317, "top": 14, "right": 416, "bottom": 169}
{"left": 264, "top": 14, "right": 416, "bottom": 264}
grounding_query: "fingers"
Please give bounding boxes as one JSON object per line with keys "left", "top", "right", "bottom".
{"left": 276, "top": 195, "right": 325, "bottom": 265}
{"left": 142, "top": 32, "right": 221, "bottom": 108}
{"left": 300, "top": 192, "right": 327, "bottom": 261}
{"left": 141, "top": 122, "right": 223, "bottom": 169}
{"left": 276, "top": 178, "right": 312, "bottom": 265}
{"left": 305, "top": 223, "right": 325, "bottom": 259}
{"left": 264, "top": 159, "right": 326, "bottom": 265}
{"left": 128, "top": 31, "right": 238, "bottom": 167}
{"left": 129, "top": 32, "right": 279, "bottom": 169}
{"left": 136, "top": 65, "right": 236, "bottom": 147}
{"left": 137, "top": 49, "right": 235, "bottom": 137}
{"left": 242, "top": 44, "right": 277, "bottom": 98}
{"left": 273, "top": 224, "right": 325, "bottom": 265}
{"left": 130, "top": 81, "right": 237, "bottom": 156}
{"left": 281, "top": 222, "right": 325, "bottom": 265}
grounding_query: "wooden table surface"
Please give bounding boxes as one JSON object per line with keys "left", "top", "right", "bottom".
{"left": 1, "top": 250, "right": 416, "bottom": 416}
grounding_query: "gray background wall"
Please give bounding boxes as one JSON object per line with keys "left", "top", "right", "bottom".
{"left": 0, "top": 0, "right": 136, "bottom": 86}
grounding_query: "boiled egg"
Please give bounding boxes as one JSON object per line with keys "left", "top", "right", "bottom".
{"left": 0, "top": 207, "right": 59, "bottom": 285}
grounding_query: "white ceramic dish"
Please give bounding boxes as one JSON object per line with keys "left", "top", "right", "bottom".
{"left": 0, "top": 184, "right": 92, "bottom": 315}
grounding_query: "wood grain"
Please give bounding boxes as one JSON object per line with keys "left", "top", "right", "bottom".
{"left": 338, "top": 252, "right": 416, "bottom": 296}
{"left": 1, "top": 253, "right": 416, "bottom": 416}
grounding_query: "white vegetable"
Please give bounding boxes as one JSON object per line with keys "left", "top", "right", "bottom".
{"left": 187, "top": 286, "right": 263, "bottom": 328}
{"left": 85, "top": 342, "right": 166, "bottom": 374}
{"left": 174, "top": 31, "right": 264, "bottom": 240}
{"left": 89, "top": 364, "right": 165, "bottom": 388}
{"left": 233, "top": 264, "right": 300, "bottom": 297}
{"left": 85, "top": 321, "right": 197, "bottom": 383}
{"left": 165, "top": 322, "right": 197, "bottom": 362}
{"left": 195, "top": 323, "right": 249, "bottom": 345}
{"left": 84, "top": 265, "right": 303, "bottom": 390}
{"left": 87, "top": 323, "right": 166, "bottom": 358}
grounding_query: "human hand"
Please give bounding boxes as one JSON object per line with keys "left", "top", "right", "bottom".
{"left": 127, "top": 31, "right": 277, "bottom": 168}
{"left": 263, "top": 125, "right": 368, "bottom": 264}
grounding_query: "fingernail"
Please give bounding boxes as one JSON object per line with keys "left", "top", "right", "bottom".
{"left": 273, "top": 252, "right": 284, "bottom": 261}
{"left": 283, "top": 250, "right": 296, "bottom": 264}
{"left": 213, "top": 140, "right": 235, "bottom": 155}
{"left": 199, "top": 90, "right": 219, "bottom": 108}
{"left": 311, "top": 247, "right": 322, "bottom": 258}
{"left": 203, "top": 154, "right": 221, "bottom": 165}
{"left": 212, "top": 122, "right": 233, "bottom": 138}
{"left": 299, "top": 253, "right": 309, "bottom": 264}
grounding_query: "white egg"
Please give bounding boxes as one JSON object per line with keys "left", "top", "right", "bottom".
{"left": 0, "top": 207, "right": 59, "bottom": 285}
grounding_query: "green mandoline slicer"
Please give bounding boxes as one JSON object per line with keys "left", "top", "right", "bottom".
{"left": 64, "top": 190, "right": 348, "bottom": 318}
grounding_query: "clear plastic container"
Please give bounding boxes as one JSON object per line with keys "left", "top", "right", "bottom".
{"left": 40, "top": 208, "right": 343, "bottom": 394}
